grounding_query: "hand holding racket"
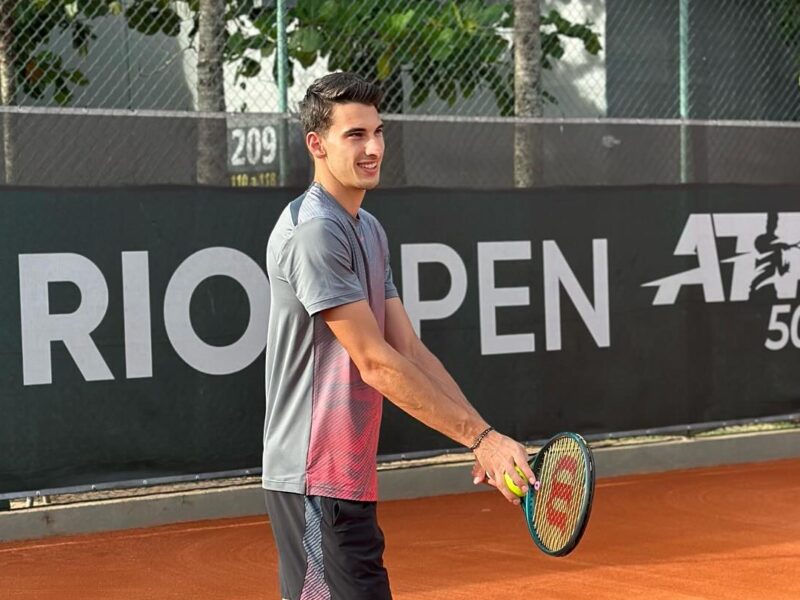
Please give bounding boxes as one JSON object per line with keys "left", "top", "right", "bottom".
{"left": 482, "top": 432, "right": 595, "bottom": 557}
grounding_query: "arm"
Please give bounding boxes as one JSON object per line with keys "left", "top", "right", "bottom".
{"left": 384, "top": 298, "right": 475, "bottom": 418}
{"left": 383, "top": 298, "right": 536, "bottom": 495}
{"left": 323, "top": 299, "right": 535, "bottom": 502}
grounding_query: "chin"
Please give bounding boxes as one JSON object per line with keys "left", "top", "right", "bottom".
{"left": 352, "top": 176, "right": 380, "bottom": 191}
{"left": 364, "top": 171, "right": 382, "bottom": 189}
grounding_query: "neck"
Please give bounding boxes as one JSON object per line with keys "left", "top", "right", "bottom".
{"left": 313, "top": 171, "right": 365, "bottom": 218}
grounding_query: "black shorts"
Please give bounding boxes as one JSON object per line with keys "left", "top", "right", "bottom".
{"left": 264, "top": 490, "right": 392, "bottom": 600}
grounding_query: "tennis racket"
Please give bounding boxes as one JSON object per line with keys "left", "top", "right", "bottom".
{"left": 507, "top": 432, "right": 596, "bottom": 557}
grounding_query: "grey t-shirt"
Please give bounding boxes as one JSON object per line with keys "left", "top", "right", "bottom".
{"left": 262, "top": 183, "right": 398, "bottom": 501}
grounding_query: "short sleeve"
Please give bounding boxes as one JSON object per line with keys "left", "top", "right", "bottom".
{"left": 277, "top": 218, "right": 365, "bottom": 315}
{"left": 384, "top": 245, "right": 399, "bottom": 300}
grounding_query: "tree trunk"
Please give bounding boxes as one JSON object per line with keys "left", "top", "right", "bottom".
{"left": 513, "top": 0, "right": 542, "bottom": 188}
{"left": 0, "top": 0, "right": 16, "bottom": 184}
{"left": 196, "top": 0, "right": 227, "bottom": 185}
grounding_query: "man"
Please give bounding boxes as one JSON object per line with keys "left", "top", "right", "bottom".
{"left": 263, "top": 72, "right": 534, "bottom": 600}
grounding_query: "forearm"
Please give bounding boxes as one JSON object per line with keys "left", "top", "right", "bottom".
{"left": 362, "top": 346, "right": 488, "bottom": 448}
{"left": 407, "top": 340, "right": 476, "bottom": 417}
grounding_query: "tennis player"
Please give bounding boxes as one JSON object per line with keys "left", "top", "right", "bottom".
{"left": 262, "top": 72, "right": 535, "bottom": 600}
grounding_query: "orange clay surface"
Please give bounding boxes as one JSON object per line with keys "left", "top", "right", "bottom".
{"left": 1, "top": 459, "right": 798, "bottom": 600}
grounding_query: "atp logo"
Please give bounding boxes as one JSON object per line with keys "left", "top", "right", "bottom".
{"left": 643, "top": 212, "right": 800, "bottom": 350}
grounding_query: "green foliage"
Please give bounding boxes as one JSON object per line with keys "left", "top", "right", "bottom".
{"left": 772, "top": 0, "right": 800, "bottom": 46}
{"left": 240, "top": 0, "right": 602, "bottom": 115}
{"left": 540, "top": 9, "right": 601, "bottom": 69}
{"left": 125, "top": 0, "right": 181, "bottom": 37}
{"left": 8, "top": 1, "right": 93, "bottom": 105}
{"left": 770, "top": 0, "right": 800, "bottom": 84}
{"left": 4, "top": 0, "right": 603, "bottom": 113}
{"left": 2, "top": 0, "right": 180, "bottom": 106}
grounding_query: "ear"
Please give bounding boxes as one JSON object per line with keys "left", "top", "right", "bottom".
{"left": 306, "top": 131, "right": 327, "bottom": 159}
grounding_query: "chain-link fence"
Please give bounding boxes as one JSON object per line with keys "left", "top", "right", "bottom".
{"left": 0, "top": 0, "right": 798, "bottom": 187}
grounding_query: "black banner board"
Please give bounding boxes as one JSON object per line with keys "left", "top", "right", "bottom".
{"left": 2, "top": 184, "right": 799, "bottom": 493}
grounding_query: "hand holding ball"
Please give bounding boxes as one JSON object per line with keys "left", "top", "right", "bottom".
{"left": 504, "top": 466, "right": 536, "bottom": 497}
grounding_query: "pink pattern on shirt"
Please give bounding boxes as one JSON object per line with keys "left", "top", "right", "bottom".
{"left": 305, "top": 318, "right": 382, "bottom": 500}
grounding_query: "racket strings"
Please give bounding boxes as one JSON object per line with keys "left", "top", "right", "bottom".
{"left": 532, "top": 437, "right": 588, "bottom": 552}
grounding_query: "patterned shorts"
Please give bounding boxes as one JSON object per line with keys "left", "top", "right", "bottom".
{"left": 264, "top": 490, "right": 392, "bottom": 600}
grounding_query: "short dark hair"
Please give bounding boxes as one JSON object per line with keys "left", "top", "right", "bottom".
{"left": 299, "top": 72, "right": 382, "bottom": 135}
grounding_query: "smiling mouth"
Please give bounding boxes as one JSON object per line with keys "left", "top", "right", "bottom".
{"left": 357, "top": 161, "right": 379, "bottom": 173}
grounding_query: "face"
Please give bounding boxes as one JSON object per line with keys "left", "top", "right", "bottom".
{"left": 308, "top": 102, "right": 384, "bottom": 191}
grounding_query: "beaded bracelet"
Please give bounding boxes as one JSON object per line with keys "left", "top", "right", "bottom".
{"left": 469, "top": 426, "right": 494, "bottom": 451}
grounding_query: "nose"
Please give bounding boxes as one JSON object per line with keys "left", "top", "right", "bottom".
{"left": 365, "top": 134, "right": 384, "bottom": 159}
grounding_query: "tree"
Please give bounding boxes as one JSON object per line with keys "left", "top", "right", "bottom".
{"left": 239, "top": 0, "right": 600, "bottom": 186}
{"left": 0, "top": 0, "right": 246, "bottom": 185}
{"left": 236, "top": 0, "right": 599, "bottom": 116}
{"left": 0, "top": 0, "right": 180, "bottom": 183}
{"left": 0, "top": 0, "right": 108, "bottom": 183}
{"left": 511, "top": 4, "right": 601, "bottom": 186}
{"left": 513, "top": 0, "right": 540, "bottom": 188}
{"left": 0, "top": 0, "right": 16, "bottom": 184}
{"left": 2, "top": 0, "right": 601, "bottom": 186}
{"left": 196, "top": 0, "right": 228, "bottom": 184}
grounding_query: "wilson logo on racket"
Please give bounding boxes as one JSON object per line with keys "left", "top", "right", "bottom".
{"left": 544, "top": 456, "right": 579, "bottom": 532}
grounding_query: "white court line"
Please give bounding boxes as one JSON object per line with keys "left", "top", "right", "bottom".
{"left": 0, "top": 518, "right": 269, "bottom": 554}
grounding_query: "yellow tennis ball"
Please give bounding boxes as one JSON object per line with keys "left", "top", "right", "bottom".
{"left": 504, "top": 466, "right": 527, "bottom": 497}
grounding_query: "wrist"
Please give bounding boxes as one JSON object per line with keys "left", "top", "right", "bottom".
{"left": 469, "top": 426, "right": 494, "bottom": 451}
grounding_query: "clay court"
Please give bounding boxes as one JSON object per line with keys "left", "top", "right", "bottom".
{"left": 1, "top": 458, "right": 798, "bottom": 600}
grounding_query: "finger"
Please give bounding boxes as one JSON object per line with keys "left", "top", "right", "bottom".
{"left": 491, "top": 470, "right": 522, "bottom": 505}
{"left": 505, "top": 466, "right": 529, "bottom": 496}
{"left": 513, "top": 461, "right": 535, "bottom": 488}
{"left": 499, "top": 461, "right": 528, "bottom": 496}
{"left": 513, "top": 451, "right": 537, "bottom": 485}
{"left": 479, "top": 476, "right": 494, "bottom": 488}
{"left": 485, "top": 459, "right": 526, "bottom": 498}
{"left": 471, "top": 463, "right": 486, "bottom": 485}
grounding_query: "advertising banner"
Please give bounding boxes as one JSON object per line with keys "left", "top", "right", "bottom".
{"left": 2, "top": 184, "right": 798, "bottom": 493}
